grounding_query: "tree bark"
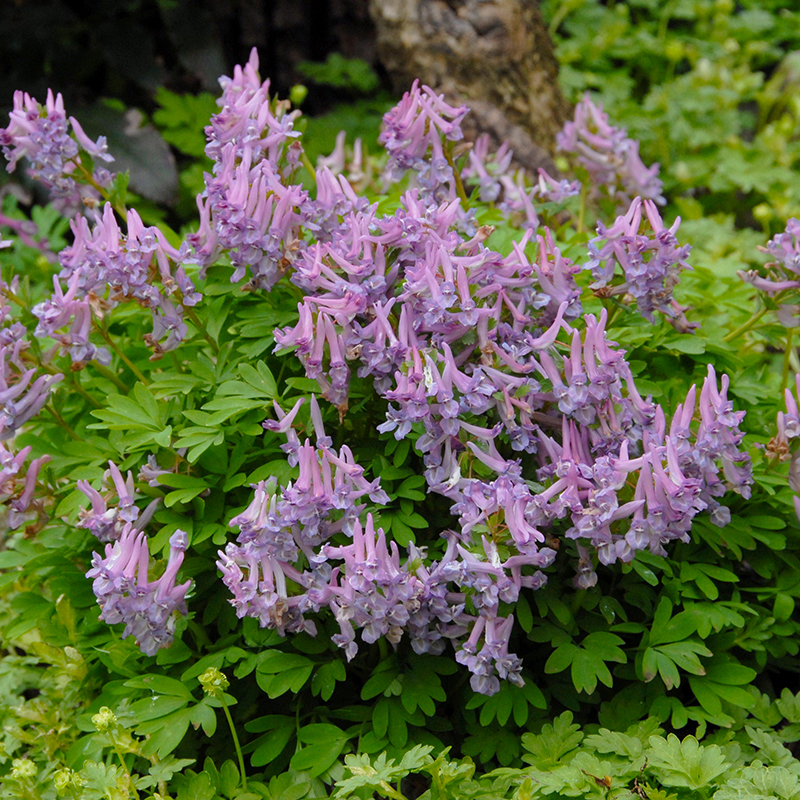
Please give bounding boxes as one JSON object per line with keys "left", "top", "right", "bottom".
{"left": 367, "top": 0, "right": 569, "bottom": 172}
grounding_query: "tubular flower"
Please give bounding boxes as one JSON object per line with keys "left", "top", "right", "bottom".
{"left": 87, "top": 526, "right": 191, "bottom": 656}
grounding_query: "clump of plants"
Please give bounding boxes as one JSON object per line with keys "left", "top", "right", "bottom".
{"left": 1, "top": 46, "right": 800, "bottom": 800}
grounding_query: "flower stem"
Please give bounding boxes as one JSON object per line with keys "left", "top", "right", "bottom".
{"left": 65, "top": 372, "right": 103, "bottom": 408}
{"left": 219, "top": 695, "right": 247, "bottom": 792}
{"left": 93, "top": 362, "right": 130, "bottom": 393}
{"left": 301, "top": 153, "right": 318, "bottom": 187}
{"left": 184, "top": 306, "right": 220, "bottom": 353}
{"left": 577, "top": 184, "right": 588, "bottom": 234}
{"left": 45, "top": 405, "right": 81, "bottom": 440}
{"left": 112, "top": 741, "right": 139, "bottom": 800}
{"left": 98, "top": 328, "right": 150, "bottom": 385}
{"left": 445, "top": 143, "right": 469, "bottom": 207}
{"left": 72, "top": 159, "right": 127, "bottom": 218}
{"left": 723, "top": 308, "right": 768, "bottom": 342}
{"left": 784, "top": 329, "right": 795, "bottom": 391}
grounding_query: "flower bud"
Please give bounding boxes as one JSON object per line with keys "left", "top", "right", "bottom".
{"left": 11, "top": 758, "right": 37, "bottom": 780}
{"left": 92, "top": 706, "right": 117, "bottom": 732}
{"left": 199, "top": 667, "right": 230, "bottom": 697}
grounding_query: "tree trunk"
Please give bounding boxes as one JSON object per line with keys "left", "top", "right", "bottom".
{"left": 367, "top": 0, "right": 569, "bottom": 173}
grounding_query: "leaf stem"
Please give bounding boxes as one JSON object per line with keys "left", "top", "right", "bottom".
{"left": 783, "top": 328, "right": 795, "bottom": 391}
{"left": 184, "top": 306, "right": 220, "bottom": 353}
{"left": 93, "top": 362, "right": 130, "bottom": 393}
{"left": 219, "top": 694, "right": 247, "bottom": 792}
{"left": 112, "top": 741, "right": 140, "bottom": 800}
{"left": 45, "top": 405, "right": 81, "bottom": 440}
{"left": 378, "top": 780, "right": 408, "bottom": 800}
{"left": 97, "top": 327, "right": 150, "bottom": 385}
{"left": 723, "top": 307, "right": 768, "bottom": 342}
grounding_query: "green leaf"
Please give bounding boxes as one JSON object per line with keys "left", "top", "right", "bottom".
{"left": 81, "top": 761, "right": 123, "bottom": 797}
{"left": 191, "top": 702, "right": 218, "bottom": 737}
{"left": 220, "top": 759, "right": 240, "bottom": 796}
{"left": 239, "top": 361, "right": 278, "bottom": 399}
{"left": 147, "top": 757, "right": 197, "bottom": 785}
{"left": 401, "top": 664, "right": 445, "bottom": 716}
{"left": 396, "top": 475, "right": 426, "bottom": 501}
{"left": 153, "top": 88, "right": 218, "bottom": 157}
{"left": 138, "top": 708, "right": 194, "bottom": 758}
{"left": 297, "top": 54, "right": 380, "bottom": 93}
{"left": 521, "top": 712, "right": 583, "bottom": 767}
{"left": 714, "top": 764, "right": 800, "bottom": 800}
{"left": 362, "top": 665, "right": 400, "bottom": 700}
{"left": 124, "top": 674, "right": 194, "bottom": 699}
{"left": 291, "top": 724, "right": 349, "bottom": 778}
{"left": 545, "top": 643, "right": 579, "bottom": 675}
{"left": 256, "top": 652, "right": 314, "bottom": 697}
{"left": 129, "top": 694, "right": 190, "bottom": 722}
{"left": 311, "top": 660, "right": 346, "bottom": 702}
{"left": 545, "top": 633, "right": 625, "bottom": 694}
{"left": 164, "top": 487, "right": 208, "bottom": 507}
{"left": 372, "top": 698, "right": 390, "bottom": 740}
{"left": 157, "top": 473, "right": 212, "bottom": 489}
{"left": 647, "top": 733, "right": 729, "bottom": 790}
{"left": 175, "top": 770, "right": 217, "bottom": 800}
{"left": 249, "top": 717, "right": 295, "bottom": 767}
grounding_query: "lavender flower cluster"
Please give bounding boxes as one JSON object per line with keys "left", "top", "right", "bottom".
{"left": 31, "top": 202, "right": 200, "bottom": 362}
{"left": 379, "top": 80, "right": 468, "bottom": 206}
{"left": 77, "top": 460, "right": 160, "bottom": 543}
{"left": 740, "top": 218, "right": 800, "bottom": 327}
{"left": 189, "top": 49, "right": 307, "bottom": 291}
{"left": 1, "top": 54, "right": 752, "bottom": 690}
{"left": 0, "top": 91, "right": 201, "bottom": 362}
{"left": 0, "top": 89, "right": 114, "bottom": 216}
{"left": 588, "top": 196, "right": 694, "bottom": 328}
{"left": 462, "top": 135, "right": 581, "bottom": 231}
{"left": 767, "top": 374, "right": 800, "bottom": 524}
{"left": 557, "top": 93, "right": 665, "bottom": 208}
{"left": 206, "top": 65, "right": 752, "bottom": 693}
{"left": 0, "top": 280, "right": 58, "bottom": 534}
{"left": 0, "top": 280, "right": 63, "bottom": 437}
{"left": 0, "top": 417, "right": 50, "bottom": 532}
{"left": 87, "top": 526, "right": 190, "bottom": 656}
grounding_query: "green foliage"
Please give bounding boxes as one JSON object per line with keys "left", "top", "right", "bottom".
{"left": 153, "top": 89, "right": 219, "bottom": 159}
{"left": 4, "top": 7, "right": 800, "bottom": 798}
{"left": 297, "top": 54, "right": 380, "bottom": 94}
{"left": 329, "top": 719, "right": 800, "bottom": 800}
{"left": 543, "top": 0, "right": 800, "bottom": 227}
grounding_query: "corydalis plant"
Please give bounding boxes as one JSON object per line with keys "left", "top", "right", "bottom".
{"left": 0, "top": 89, "right": 114, "bottom": 216}
{"left": 87, "top": 526, "right": 190, "bottom": 656}
{"left": 588, "top": 196, "right": 694, "bottom": 329}
{"left": 558, "top": 93, "right": 665, "bottom": 208}
{"left": 0, "top": 51, "right": 753, "bottom": 696}
{"left": 209, "top": 60, "right": 750, "bottom": 693}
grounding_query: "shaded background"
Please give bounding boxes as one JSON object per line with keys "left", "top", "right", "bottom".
{"left": 1, "top": 0, "right": 380, "bottom": 115}
{"left": 0, "top": 0, "right": 393, "bottom": 213}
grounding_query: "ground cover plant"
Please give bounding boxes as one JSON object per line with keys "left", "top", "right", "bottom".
{"left": 2, "top": 14, "right": 800, "bottom": 800}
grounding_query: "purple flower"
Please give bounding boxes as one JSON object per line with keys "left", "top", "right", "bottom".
{"left": 741, "top": 219, "right": 800, "bottom": 326}
{"left": 0, "top": 435, "right": 51, "bottom": 530}
{"left": 77, "top": 460, "right": 160, "bottom": 542}
{"left": 0, "top": 89, "right": 115, "bottom": 215}
{"left": 588, "top": 197, "right": 692, "bottom": 325}
{"left": 558, "top": 94, "right": 664, "bottom": 207}
{"left": 0, "top": 320, "right": 63, "bottom": 435}
{"left": 87, "top": 526, "right": 191, "bottom": 656}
